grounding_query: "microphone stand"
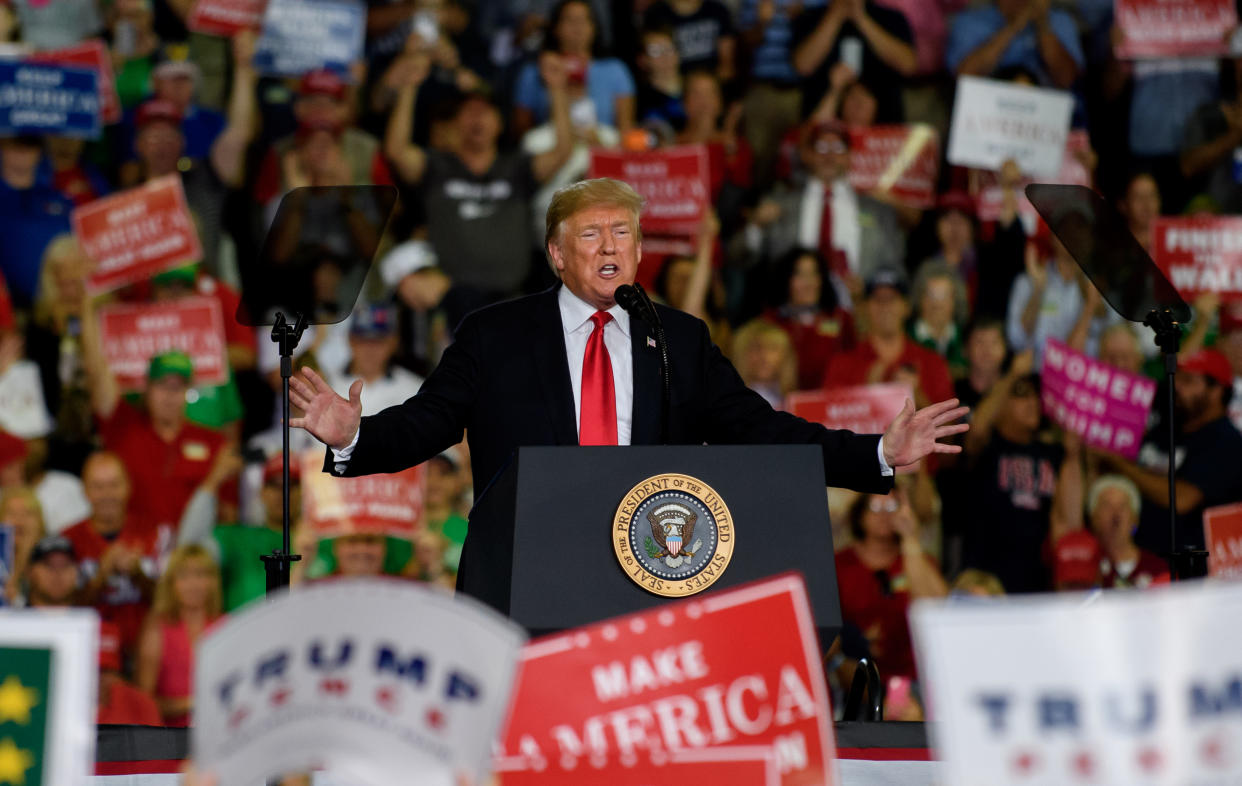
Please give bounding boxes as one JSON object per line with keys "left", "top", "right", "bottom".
{"left": 633, "top": 283, "right": 672, "bottom": 445}
{"left": 262, "top": 311, "right": 306, "bottom": 593}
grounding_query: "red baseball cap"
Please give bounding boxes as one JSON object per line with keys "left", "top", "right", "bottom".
{"left": 263, "top": 453, "right": 301, "bottom": 485}
{"left": 298, "top": 68, "right": 347, "bottom": 101}
{"left": 0, "top": 430, "right": 26, "bottom": 469}
{"left": 135, "top": 98, "right": 183, "bottom": 130}
{"left": 1181, "top": 349, "right": 1234, "bottom": 387}
{"left": 98, "top": 622, "right": 122, "bottom": 672}
{"left": 1053, "top": 530, "right": 1102, "bottom": 589}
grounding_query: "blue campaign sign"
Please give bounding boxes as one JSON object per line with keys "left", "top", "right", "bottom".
{"left": 254, "top": 0, "right": 364, "bottom": 77}
{"left": 0, "top": 61, "right": 101, "bottom": 138}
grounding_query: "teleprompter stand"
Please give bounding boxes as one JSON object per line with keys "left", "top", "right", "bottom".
{"left": 260, "top": 312, "right": 307, "bottom": 593}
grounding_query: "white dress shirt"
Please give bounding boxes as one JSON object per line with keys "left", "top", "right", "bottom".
{"left": 558, "top": 284, "right": 633, "bottom": 445}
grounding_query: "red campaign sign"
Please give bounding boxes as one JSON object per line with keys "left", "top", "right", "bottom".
{"left": 1152, "top": 216, "right": 1242, "bottom": 302}
{"left": 847, "top": 124, "right": 939, "bottom": 209}
{"left": 582, "top": 747, "right": 781, "bottom": 785}
{"left": 1205, "top": 503, "right": 1242, "bottom": 580}
{"left": 188, "top": 0, "right": 267, "bottom": 36}
{"left": 975, "top": 129, "right": 1091, "bottom": 227}
{"left": 1115, "top": 0, "right": 1237, "bottom": 58}
{"left": 300, "top": 452, "right": 424, "bottom": 539}
{"left": 588, "top": 145, "right": 710, "bottom": 236}
{"left": 97, "top": 296, "right": 228, "bottom": 390}
{"left": 785, "top": 384, "right": 910, "bottom": 434}
{"left": 74, "top": 175, "right": 204, "bottom": 294}
{"left": 28, "top": 39, "right": 121, "bottom": 125}
{"left": 495, "top": 574, "right": 836, "bottom": 786}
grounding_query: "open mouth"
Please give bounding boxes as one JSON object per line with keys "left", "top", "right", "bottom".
{"left": 599, "top": 264, "right": 619, "bottom": 278}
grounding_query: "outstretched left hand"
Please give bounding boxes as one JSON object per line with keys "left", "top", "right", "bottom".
{"left": 882, "top": 398, "right": 970, "bottom": 471}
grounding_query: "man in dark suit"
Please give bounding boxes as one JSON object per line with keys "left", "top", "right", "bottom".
{"left": 291, "top": 178, "right": 968, "bottom": 606}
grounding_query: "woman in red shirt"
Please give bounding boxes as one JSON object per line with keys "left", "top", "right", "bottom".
{"left": 136, "top": 544, "right": 222, "bottom": 726}
{"left": 764, "top": 248, "right": 856, "bottom": 392}
{"left": 834, "top": 490, "right": 947, "bottom": 680}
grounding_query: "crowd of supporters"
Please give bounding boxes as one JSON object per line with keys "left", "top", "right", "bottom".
{"left": 2, "top": 0, "right": 1242, "bottom": 726}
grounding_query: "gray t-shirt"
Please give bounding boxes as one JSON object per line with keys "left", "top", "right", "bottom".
{"left": 420, "top": 149, "right": 535, "bottom": 294}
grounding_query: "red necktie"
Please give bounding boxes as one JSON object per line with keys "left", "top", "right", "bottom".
{"left": 818, "top": 185, "right": 834, "bottom": 265}
{"left": 579, "top": 311, "right": 617, "bottom": 445}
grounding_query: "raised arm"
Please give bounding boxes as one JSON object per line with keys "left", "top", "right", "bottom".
{"left": 530, "top": 53, "right": 576, "bottom": 185}
{"left": 209, "top": 29, "right": 259, "bottom": 188}
{"left": 80, "top": 294, "right": 120, "bottom": 419}
{"left": 383, "top": 53, "right": 432, "bottom": 184}
{"left": 849, "top": 0, "right": 916, "bottom": 76}
{"left": 792, "top": 0, "right": 849, "bottom": 76}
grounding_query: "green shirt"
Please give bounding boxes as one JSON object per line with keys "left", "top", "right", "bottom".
{"left": 213, "top": 524, "right": 283, "bottom": 612}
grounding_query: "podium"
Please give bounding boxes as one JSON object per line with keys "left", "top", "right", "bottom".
{"left": 459, "top": 445, "right": 844, "bottom": 643}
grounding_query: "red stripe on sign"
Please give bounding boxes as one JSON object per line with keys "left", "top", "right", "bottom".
{"left": 837, "top": 747, "right": 934, "bottom": 761}
{"left": 95, "top": 759, "right": 185, "bottom": 775}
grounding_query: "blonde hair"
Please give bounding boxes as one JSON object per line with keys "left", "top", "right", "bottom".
{"left": 152, "top": 544, "right": 221, "bottom": 621}
{"left": 544, "top": 178, "right": 645, "bottom": 270}
{"left": 951, "top": 569, "right": 1006, "bottom": 597}
{"left": 33, "top": 235, "right": 89, "bottom": 330}
{"left": 732, "top": 319, "right": 797, "bottom": 395}
{"left": 0, "top": 486, "right": 45, "bottom": 550}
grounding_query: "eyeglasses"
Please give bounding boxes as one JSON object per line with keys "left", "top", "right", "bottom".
{"left": 868, "top": 498, "right": 899, "bottom": 513}
{"left": 813, "top": 140, "right": 848, "bottom": 155}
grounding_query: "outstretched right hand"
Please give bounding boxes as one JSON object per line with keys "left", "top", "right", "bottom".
{"left": 289, "top": 367, "right": 363, "bottom": 451}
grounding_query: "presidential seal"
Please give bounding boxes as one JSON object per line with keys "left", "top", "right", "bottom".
{"left": 612, "top": 473, "right": 735, "bottom": 597}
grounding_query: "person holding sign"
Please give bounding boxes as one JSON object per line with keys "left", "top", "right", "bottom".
{"left": 290, "top": 177, "right": 970, "bottom": 610}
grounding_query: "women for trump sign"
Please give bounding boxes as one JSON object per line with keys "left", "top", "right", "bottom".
{"left": 1039, "top": 339, "right": 1156, "bottom": 460}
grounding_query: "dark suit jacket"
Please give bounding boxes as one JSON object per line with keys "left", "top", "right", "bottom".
{"left": 326, "top": 286, "right": 893, "bottom": 599}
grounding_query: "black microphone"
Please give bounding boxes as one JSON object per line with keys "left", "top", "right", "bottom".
{"left": 614, "top": 283, "right": 671, "bottom": 444}
{"left": 614, "top": 284, "right": 652, "bottom": 325}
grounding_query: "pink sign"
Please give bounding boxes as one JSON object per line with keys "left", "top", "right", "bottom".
{"left": 588, "top": 145, "right": 710, "bottom": 236}
{"left": 188, "top": 0, "right": 266, "bottom": 36}
{"left": 785, "top": 384, "right": 910, "bottom": 434}
{"left": 1115, "top": 0, "right": 1237, "bottom": 58}
{"left": 1040, "top": 339, "right": 1157, "bottom": 460}
{"left": 97, "top": 297, "right": 228, "bottom": 390}
{"left": 1152, "top": 216, "right": 1242, "bottom": 302}
{"left": 1205, "top": 503, "right": 1242, "bottom": 580}
{"left": 300, "top": 452, "right": 424, "bottom": 539}
{"left": 848, "top": 124, "right": 939, "bottom": 208}
{"left": 495, "top": 574, "right": 836, "bottom": 786}
{"left": 28, "top": 39, "right": 121, "bottom": 125}
{"left": 74, "top": 175, "right": 204, "bottom": 294}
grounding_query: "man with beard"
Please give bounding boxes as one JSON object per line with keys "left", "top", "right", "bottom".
{"left": 1101, "top": 349, "right": 1242, "bottom": 572}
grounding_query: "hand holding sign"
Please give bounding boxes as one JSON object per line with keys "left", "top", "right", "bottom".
{"left": 289, "top": 367, "right": 362, "bottom": 451}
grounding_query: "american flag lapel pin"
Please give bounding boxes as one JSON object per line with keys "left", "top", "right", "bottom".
{"left": 647, "top": 336, "right": 657, "bottom": 348}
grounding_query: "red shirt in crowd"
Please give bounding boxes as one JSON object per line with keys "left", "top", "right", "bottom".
{"left": 97, "top": 677, "right": 163, "bottom": 726}
{"left": 63, "top": 516, "right": 169, "bottom": 654}
{"left": 834, "top": 548, "right": 921, "bottom": 680}
{"left": 1101, "top": 550, "right": 1170, "bottom": 589}
{"left": 97, "top": 401, "right": 223, "bottom": 535}
{"left": 822, "top": 337, "right": 954, "bottom": 405}
{"left": 765, "top": 307, "right": 856, "bottom": 391}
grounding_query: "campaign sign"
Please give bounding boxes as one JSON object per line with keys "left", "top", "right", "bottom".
{"left": 254, "top": 0, "right": 365, "bottom": 77}
{"left": 1152, "top": 216, "right": 1242, "bottom": 302}
{"left": 848, "top": 124, "right": 940, "bottom": 208}
{"left": 947, "top": 76, "right": 1073, "bottom": 178}
{"left": 588, "top": 145, "right": 710, "bottom": 236}
{"left": 194, "top": 579, "right": 526, "bottom": 786}
{"left": 1205, "top": 503, "right": 1242, "bottom": 579}
{"left": 494, "top": 573, "right": 837, "bottom": 786}
{"left": 301, "top": 452, "right": 424, "bottom": 539}
{"left": 0, "top": 61, "right": 99, "bottom": 138}
{"left": 189, "top": 0, "right": 267, "bottom": 36}
{"left": 912, "top": 579, "right": 1242, "bottom": 786}
{"left": 785, "top": 384, "right": 910, "bottom": 434}
{"left": 27, "top": 40, "right": 120, "bottom": 125}
{"left": 1039, "top": 339, "right": 1156, "bottom": 460}
{"left": 0, "top": 609, "right": 98, "bottom": 786}
{"left": 97, "top": 297, "right": 229, "bottom": 390}
{"left": 976, "top": 129, "right": 1092, "bottom": 232}
{"left": 73, "top": 175, "right": 203, "bottom": 294}
{"left": 1115, "top": 0, "right": 1237, "bottom": 58}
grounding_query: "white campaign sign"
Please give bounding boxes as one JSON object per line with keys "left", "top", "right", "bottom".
{"left": 911, "top": 582, "right": 1242, "bottom": 786}
{"left": 192, "top": 579, "right": 526, "bottom": 786}
{"left": 947, "top": 76, "right": 1074, "bottom": 177}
